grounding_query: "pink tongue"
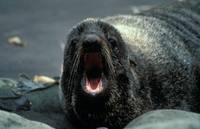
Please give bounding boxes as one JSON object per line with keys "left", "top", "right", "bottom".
{"left": 87, "top": 78, "right": 101, "bottom": 90}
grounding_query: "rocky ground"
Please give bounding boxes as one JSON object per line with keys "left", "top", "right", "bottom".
{"left": 0, "top": 78, "right": 200, "bottom": 129}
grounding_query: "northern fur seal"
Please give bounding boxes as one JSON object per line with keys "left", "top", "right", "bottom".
{"left": 60, "top": 1, "right": 200, "bottom": 129}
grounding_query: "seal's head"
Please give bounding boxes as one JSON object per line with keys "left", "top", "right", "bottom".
{"left": 61, "top": 18, "right": 133, "bottom": 128}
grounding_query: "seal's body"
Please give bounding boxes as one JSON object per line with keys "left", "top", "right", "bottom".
{"left": 60, "top": 1, "right": 200, "bottom": 129}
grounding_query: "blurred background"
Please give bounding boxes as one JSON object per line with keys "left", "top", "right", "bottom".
{"left": 0, "top": 0, "right": 175, "bottom": 78}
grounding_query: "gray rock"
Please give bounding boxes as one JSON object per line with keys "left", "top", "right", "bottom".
{"left": 0, "top": 77, "right": 75, "bottom": 129}
{"left": 124, "top": 110, "right": 200, "bottom": 129}
{"left": 0, "top": 110, "right": 55, "bottom": 129}
{"left": 0, "top": 78, "right": 31, "bottom": 111}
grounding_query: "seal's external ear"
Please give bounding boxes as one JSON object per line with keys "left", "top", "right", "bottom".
{"left": 129, "top": 59, "right": 137, "bottom": 67}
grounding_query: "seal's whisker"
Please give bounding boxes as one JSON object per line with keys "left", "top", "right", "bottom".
{"left": 101, "top": 45, "right": 116, "bottom": 79}
{"left": 69, "top": 52, "right": 80, "bottom": 84}
{"left": 66, "top": 48, "right": 81, "bottom": 103}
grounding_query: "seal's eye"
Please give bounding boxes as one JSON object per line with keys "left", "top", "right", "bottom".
{"left": 130, "top": 60, "right": 137, "bottom": 67}
{"left": 71, "top": 38, "right": 79, "bottom": 45}
{"left": 108, "top": 37, "right": 117, "bottom": 48}
{"left": 69, "top": 38, "right": 79, "bottom": 56}
{"left": 70, "top": 38, "right": 79, "bottom": 50}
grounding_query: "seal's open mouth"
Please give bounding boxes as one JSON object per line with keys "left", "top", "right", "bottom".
{"left": 82, "top": 52, "right": 106, "bottom": 95}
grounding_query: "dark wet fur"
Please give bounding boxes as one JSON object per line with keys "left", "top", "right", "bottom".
{"left": 61, "top": 1, "right": 200, "bottom": 129}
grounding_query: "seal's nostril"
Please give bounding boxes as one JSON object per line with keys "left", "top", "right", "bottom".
{"left": 82, "top": 34, "right": 101, "bottom": 52}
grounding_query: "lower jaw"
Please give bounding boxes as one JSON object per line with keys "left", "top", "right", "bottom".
{"left": 81, "top": 76, "right": 107, "bottom": 96}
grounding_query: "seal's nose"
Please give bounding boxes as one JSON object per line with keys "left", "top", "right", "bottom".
{"left": 82, "top": 34, "right": 101, "bottom": 52}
